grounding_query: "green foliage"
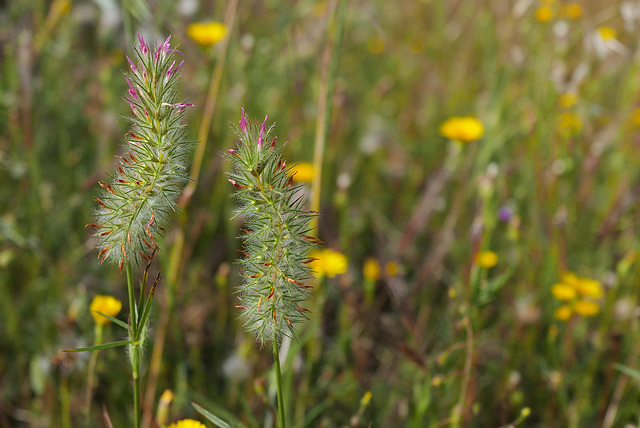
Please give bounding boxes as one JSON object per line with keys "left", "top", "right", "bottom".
{"left": 4, "top": 1, "right": 640, "bottom": 427}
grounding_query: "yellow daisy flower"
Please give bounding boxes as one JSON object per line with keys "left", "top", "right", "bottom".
{"left": 363, "top": 258, "right": 381, "bottom": 281}
{"left": 550, "top": 283, "right": 576, "bottom": 301}
{"left": 439, "top": 116, "right": 484, "bottom": 143}
{"left": 89, "top": 295, "right": 122, "bottom": 326}
{"left": 557, "top": 93, "right": 578, "bottom": 109}
{"left": 475, "top": 251, "right": 498, "bottom": 269}
{"left": 167, "top": 419, "right": 206, "bottom": 428}
{"left": 559, "top": 3, "right": 583, "bottom": 20}
{"left": 597, "top": 26, "right": 617, "bottom": 41}
{"left": 535, "top": 6, "right": 554, "bottom": 23}
{"left": 573, "top": 300, "right": 600, "bottom": 317}
{"left": 554, "top": 305, "right": 572, "bottom": 321}
{"left": 187, "top": 22, "right": 228, "bottom": 47}
{"left": 309, "top": 248, "right": 348, "bottom": 278}
{"left": 291, "top": 162, "right": 314, "bottom": 183}
{"left": 574, "top": 278, "right": 603, "bottom": 299}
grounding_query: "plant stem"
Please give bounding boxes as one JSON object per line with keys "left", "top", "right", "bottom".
{"left": 310, "top": 0, "right": 347, "bottom": 236}
{"left": 132, "top": 342, "right": 141, "bottom": 428}
{"left": 60, "top": 371, "right": 71, "bottom": 428}
{"left": 126, "top": 263, "right": 141, "bottom": 428}
{"left": 273, "top": 340, "right": 286, "bottom": 428}
{"left": 84, "top": 324, "right": 104, "bottom": 426}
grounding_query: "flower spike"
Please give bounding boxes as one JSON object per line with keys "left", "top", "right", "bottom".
{"left": 91, "top": 35, "right": 194, "bottom": 267}
{"left": 225, "top": 110, "right": 317, "bottom": 345}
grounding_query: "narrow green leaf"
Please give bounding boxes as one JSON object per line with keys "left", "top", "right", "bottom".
{"left": 96, "top": 312, "right": 129, "bottom": 330}
{"left": 614, "top": 363, "right": 640, "bottom": 384}
{"left": 136, "top": 273, "right": 159, "bottom": 340}
{"left": 63, "top": 340, "right": 131, "bottom": 353}
{"left": 192, "top": 402, "right": 232, "bottom": 428}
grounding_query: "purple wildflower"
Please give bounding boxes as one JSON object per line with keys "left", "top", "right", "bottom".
{"left": 125, "top": 78, "right": 138, "bottom": 100}
{"left": 239, "top": 108, "right": 248, "bottom": 134}
{"left": 498, "top": 206, "right": 513, "bottom": 223}
{"left": 257, "top": 114, "right": 268, "bottom": 150}
{"left": 137, "top": 32, "right": 148, "bottom": 54}
{"left": 126, "top": 55, "right": 137, "bottom": 74}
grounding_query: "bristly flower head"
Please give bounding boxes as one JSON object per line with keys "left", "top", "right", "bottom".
{"left": 90, "top": 33, "right": 194, "bottom": 271}
{"left": 225, "top": 110, "right": 318, "bottom": 345}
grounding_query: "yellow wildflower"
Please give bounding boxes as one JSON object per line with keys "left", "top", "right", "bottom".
{"left": 559, "top": 3, "right": 583, "bottom": 20}
{"left": 551, "top": 272, "right": 603, "bottom": 321}
{"left": 90, "top": 295, "right": 122, "bottom": 326}
{"left": 573, "top": 300, "right": 599, "bottom": 317}
{"left": 385, "top": 260, "right": 400, "bottom": 276}
{"left": 554, "top": 305, "right": 572, "bottom": 321}
{"left": 597, "top": 26, "right": 617, "bottom": 41}
{"left": 550, "top": 283, "right": 576, "bottom": 301}
{"left": 560, "top": 271, "right": 580, "bottom": 287}
{"left": 630, "top": 108, "right": 640, "bottom": 127}
{"left": 439, "top": 116, "right": 484, "bottom": 143}
{"left": 367, "top": 35, "right": 386, "bottom": 54}
{"left": 535, "top": 6, "right": 554, "bottom": 23}
{"left": 557, "top": 112, "right": 582, "bottom": 136}
{"left": 187, "top": 22, "right": 228, "bottom": 47}
{"left": 475, "top": 251, "right": 498, "bottom": 269}
{"left": 363, "top": 258, "right": 381, "bottom": 281}
{"left": 309, "top": 248, "right": 348, "bottom": 278}
{"left": 167, "top": 420, "right": 206, "bottom": 428}
{"left": 557, "top": 93, "right": 578, "bottom": 109}
{"left": 292, "top": 162, "right": 314, "bottom": 183}
{"left": 574, "top": 278, "right": 604, "bottom": 299}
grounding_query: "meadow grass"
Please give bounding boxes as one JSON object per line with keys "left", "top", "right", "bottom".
{"left": 3, "top": 0, "right": 640, "bottom": 427}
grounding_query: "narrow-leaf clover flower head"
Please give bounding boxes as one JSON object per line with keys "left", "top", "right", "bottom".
{"left": 90, "top": 295, "right": 123, "bottom": 326}
{"left": 225, "top": 110, "right": 318, "bottom": 345}
{"left": 90, "top": 33, "right": 194, "bottom": 271}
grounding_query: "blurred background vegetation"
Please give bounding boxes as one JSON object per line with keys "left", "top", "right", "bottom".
{"left": 3, "top": 0, "right": 640, "bottom": 426}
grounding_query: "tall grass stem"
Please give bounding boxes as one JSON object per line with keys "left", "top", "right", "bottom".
{"left": 126, "top": 263, "right": 141, "bottom": 428}
{"left": 310, "top": 0, "right": 347, "bottom": 235}
{"left": 273, "top": 341, "right": 286, "bottom": 428}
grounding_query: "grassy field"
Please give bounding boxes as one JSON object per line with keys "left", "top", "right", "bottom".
{"left": 3, "top": 0, "right": 640, "bottom": 427}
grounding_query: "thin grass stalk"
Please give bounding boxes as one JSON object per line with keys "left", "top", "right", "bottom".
{"left": 310, "top": 0, "right": 347, "bottom": 235}
{"left": 60, "top": 372, "right": 71, "bottom": 428}
{"left": 142, "top": 4, "right": 238, "bottom": 425}
{"left": 300, "top": 2, "right": 347, "bottom": 421}
{"left": 273, "top": 341, "right": 286, "bottom": 428}
{"left": 126, "top": 263, "right": 141, "bottom": 428}
{"left": 84, "top": 324, "right": 104, "bottom": 426}
{"left": 181, "top": 0, "right": 238, "bottom": 207}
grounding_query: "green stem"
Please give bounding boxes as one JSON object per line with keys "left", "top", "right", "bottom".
{"left": 126, "top": 263, "right": 138, "bottom": 325}
{"left": 273, "top": 340, "right": 286, "bottom": 428}
{"left": 132, "top": 343, "right": 141, "bottom": 428}
{"left": 310, "top": 0, "right": 347, "bottom": 235}
{"left": 84, "top": 324, "right": 104, "bottom": 426}
{"left": 126, "top": 263, "right": 141, "bottom": 428}
{"left": 60, "top": 372, "right": 71, "bottom": 428}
